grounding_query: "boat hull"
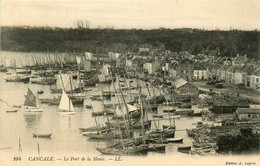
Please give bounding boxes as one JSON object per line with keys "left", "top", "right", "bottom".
{"left": 32, "top": 133, "right": 52, "bottom": 138}
{"left": 23, "top": 106, "right": 43, "bottom": 112}
{"left": 96, "top": 145, "right": 148, "bottom": 155}
{"left": 59, "top": 111, "right": 75, "bottom": 115}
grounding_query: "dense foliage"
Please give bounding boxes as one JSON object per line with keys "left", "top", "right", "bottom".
{"left": 1, "top": 27, "right": 260, "bottom": 59}
{"left": 216, "top": 128, "right": 260, "bottom": 154}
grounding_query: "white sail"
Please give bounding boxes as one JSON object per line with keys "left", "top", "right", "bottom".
{"left": 59, "top": 90, "right": 74, "bottom": 111}
{"left": 101, "top": 66, "right": 109, "bottom": 76}
{"left": 126, "top": 104, "right": 137, "bottom": 113}
{"left": 115, "top": 104, "right": 136, "bottom": 116}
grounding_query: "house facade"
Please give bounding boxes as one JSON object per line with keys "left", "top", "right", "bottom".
{"left": 236, "top": 108, "right": 260, "bottom": 120}
{"left": 176, "top": 60, "right": 194, "bottom": 81}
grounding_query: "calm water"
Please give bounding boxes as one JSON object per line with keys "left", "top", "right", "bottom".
{"left": 0, "top": 51, "right": 201, "bottom": 156}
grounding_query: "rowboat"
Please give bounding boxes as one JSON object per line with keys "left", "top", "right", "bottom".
{"left": 167, "top": 137, "right": 183, "bottom": 143}
{"left": 148, "top": 144, "right": 166, "bottom": 151}
{"left": 163, "top": 115, "right": 181, "bottom": 119}
{"left": 153, "top": 114, "right": 164, "bottom": 118}
{"left": 92, "top": 111, "right": 104, "bottom": 116}
{"left": 32, "top": 133, "right": 52, "bottom": 138}
{"left": 37, "top": 90, "right": 44, "bottom": 94}
{"left": 85, "top": 105, "right": 92, "bottom": 109}
{"left": 6, "top": 109, "right": 18, "bottom": 113}
{"left": 177, "top": 145, "right": 191, "bottom": 153}
{"left": 163, "top": 109, "right": 176, "bottom": 113}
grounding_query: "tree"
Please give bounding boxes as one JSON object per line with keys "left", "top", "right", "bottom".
{"left": 216, "top": 128, "right": 260, "bottom": 154}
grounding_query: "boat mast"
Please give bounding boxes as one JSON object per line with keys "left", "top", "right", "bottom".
{"left": 139, "top": 86, "right": 146, "bottom": 144}
{"left": 110, "top": 73, "right": 131, "bottom": 138}
{"left": 90, "top": 104, "right": 100, "bottom": 134}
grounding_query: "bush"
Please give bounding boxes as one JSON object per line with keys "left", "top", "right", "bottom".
{"left": 216, "top": 128, "right": 260, "bottom": 154}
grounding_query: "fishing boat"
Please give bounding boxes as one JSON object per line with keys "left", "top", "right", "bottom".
{"left": 6, "top": 109, "right": 18, "bottom": 113}
{"left": 163, "top": 109, "right": 176, "bottom": 113}
{"left": 175, "top": 109, "right": 194, "bottom": 115}
{"left": 147, "top": 129, "right": 175, "bottom": 139}
{"left": 167, "top": 137, "right": 183, "bottom": 143}
{"left": 13, "top": 105, "right": 21, "bottom": 108}
{"left": 85, "top": 104, "right": 92, "bottom": 109}
{"left": 5, "top": 76, "right": 30, "bottom": 83}
{"left": 37, "top": 90, "right": 44, "bottom": 94}
{"left": 177, "top": 103, "right": 192, "bottom": 108}
{"left": 148, "top": 144, "right": 166, "bottom": 151}
{"left": 91, "top": 111, "right": 104, "bottom": 116}
{"left": 79, "top": 125, "right": 110, "bottom": 132}
{"left": 153, "top": 114, "right": 164, "bottom": 118}
{"left": 162, "top": 125, "right": 176, "bottom": 130}
{"left": 31, "top": 78, "right": 55, "bottom": 85}
{"left": 103, "top": 109, "right": 115, "bottom": 115}
{"left": 96, "top": 144, "right": 149, "bottom": 155}
{"left": 177, "top": 145, "right": 191, "bottom": 153}
{"left": 58, "top": 90, "right": 75, "bottom": 115}
{"left": 0, "top": 67, "right": 8, "bottom": 72}
{"left": 22, "top": 88, "right": 43, "bottom": 112}
{"left": 16, "top": 70, "right": 31, "bottom": 75}
{"left": 32, "top": 133, "right": 52, "bottom": 138}
{"left": 163, "top": 115, "right": 181, "bottom": 119}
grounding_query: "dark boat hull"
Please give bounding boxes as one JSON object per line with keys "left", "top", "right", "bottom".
{"left": 96, "top": 145, "right": 148, "bottom": 155}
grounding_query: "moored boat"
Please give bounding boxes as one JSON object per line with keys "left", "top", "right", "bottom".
{"left": 23, "top": 88, "right": 43, "bottom": 112}
{"left": 32, "top": 133, "right": 52, "bottom": 138}
{"left": 58, "top": 90, "right": 75, "bottom": 115}
{"left": 167, "top": 137, "right": 183, "bottom": 143}
{"left": 148, "top": 144, "right": 166, "bottom": 151}
{"left": 177, "top": 145, "right": 191, "bottom": 153}
{"left": 6, "top": 109, "right": 18, "bottom": 113}
{"left": 96, "top": 144, "right": 149, "bottom": 155}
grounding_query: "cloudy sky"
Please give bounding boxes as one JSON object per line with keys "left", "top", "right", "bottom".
{"left": 1, "top": 0, "right": 260, "bottom": 30}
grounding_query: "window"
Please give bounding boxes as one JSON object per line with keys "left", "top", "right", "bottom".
{"left": 256, "top": 78, "right": 259, "bottom": 83}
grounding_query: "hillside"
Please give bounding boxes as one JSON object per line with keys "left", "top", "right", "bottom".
{"left": 1, "top": 27, "right": 260, "bottom": 59}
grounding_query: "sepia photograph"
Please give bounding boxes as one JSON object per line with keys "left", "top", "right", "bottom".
{"left": 0, "top": 0, "right": 259, "bottom": 165}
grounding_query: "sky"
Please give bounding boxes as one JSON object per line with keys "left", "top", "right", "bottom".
{"left": 1, "top": 0, "right": 260, "bottom": 30}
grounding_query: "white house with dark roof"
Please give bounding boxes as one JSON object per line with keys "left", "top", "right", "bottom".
{"left": 193, "top": 66, "right": 208, "bottom": 80}
{"left": 232, "top": 54, "right": 248, "bottom": 65}
{"left": 250, "top": 68, "right": 260, "bottom": 89}
{"left": 236, "top": 108, "right": 260, "bottom": 120}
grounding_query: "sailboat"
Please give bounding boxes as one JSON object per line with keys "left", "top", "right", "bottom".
{"left": 58, "top": 90, "right": 75, "bottom": 115}
{"left": 23, "top": 88, "right": 43, "bottom": 112}
{"left": 0, "top": 99, "right": 17, "bottom": 113}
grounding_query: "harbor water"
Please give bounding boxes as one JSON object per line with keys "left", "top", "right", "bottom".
{"left": 0, "top": 51, "right": 202, "bottom": 156}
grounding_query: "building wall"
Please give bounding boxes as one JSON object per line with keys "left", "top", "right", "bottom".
{"left": 152, "top": 60, "right": 161, "bottom": 73}
{"left": 143, "top": 63, "right": 153, "bottom": 74}
{"left": 238, "top": 114, "right": 260, "bottom": 120}
{"left": 193, "top": 70, "right": 208, "bottom": 80}
{"left": 245, "top": 75, "right": 251, "bottom": 87}
{"left": 226, "top": 71, "right": 233, "bottom": 83}
{"left": 234, "top": 72, "right": 246, "bottom": 84}
{"left": 250, "top": 75, "right": 260, "bottom": 89}
{"left": 177, "top": 61, "right": 194, "bottom": 81}
{"left": 169, "top": 68, "right": 177, "bottom": 77}
{"left": 83, "top": 61, "right": 91, "bottom": 71}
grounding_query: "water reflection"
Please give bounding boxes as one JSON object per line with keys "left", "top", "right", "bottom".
{"left": 24, "top": 113, "right": 42, "bottom": 128}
